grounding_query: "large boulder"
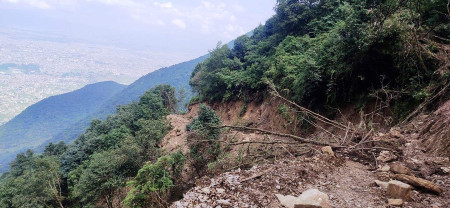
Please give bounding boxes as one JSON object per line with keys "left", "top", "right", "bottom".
{"left": 275, "top": 189, "right": 331, "bottom": 208}
{"left": 275, "top": 194, "right": 301, "bottom": 208}
{"left": 294, "top": 189, "right": 331, "bottom": 208}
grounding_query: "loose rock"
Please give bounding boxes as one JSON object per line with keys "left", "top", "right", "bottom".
{"left": 390, "top": 128, "right": 404, "bottom": 138}
{"left": 294, "top": 189, "right": 331, "bottom": 208}
{"left": 217, "top": 199, "right": 231, "bottom": 206}
{"left": 379, "top": 165, "right": 390, "bottom": 172}
{"left": 387, "top": 180, "right": 412, "bottom": 201}
{"left": 201, "top": 187, "right": 211, "bottom": 194}
{"left": 275, "top": 194, "right": 300, "bottom": 208}
{"left": 374, "top": 180, "right": 388, "bottom": 190}
{"left": 388, "top": 198, "right": 404, "bottom": 207}
{"left": 377, "top": 151, "right": 398, "bottom": 162}
{"left": 216, "top": 188, "right": 225, "bottom": 194}
{"left": 391, "top": 164, "right": 412, "bottom": 175}
{"left": 321, "top": 146, "right": 335, "bottom": 157}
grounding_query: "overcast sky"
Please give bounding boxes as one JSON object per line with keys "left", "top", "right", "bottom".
{"left": 0, "top": 0, "right": 276, "bottom": 57}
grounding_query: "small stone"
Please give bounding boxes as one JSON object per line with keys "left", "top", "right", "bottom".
{"left": 390, "top": 128, "right": 403, "bottom": 138}
{"left": 388, "top": 199, "right": 403, "bottom": 206}
{"left": 217, "top": 199, "right": 231, "bottom": 206}
{"left": 201, "top": 187, "right": 211, "bottom": 194}
{"left": 321, "top": 146, "right": 335, "bottom": 157}
{"left": 276, "top": 185, "right": 281, "bottom": 190}
{"left": 391, "top": 164, "right": 412, "bottom": 175}
{"left": 379, "top": 165, "right": 390, "bottom": 172}
{"left": 374, "top": 180, "right": 388, "bottom": 190}
{"left": 294, "top": 189, "right": 331, "bottom": 208}
{"left": 387, "top": 180, "right": 412, "bottom": 201}
{"left": 441, "top": 167, "right": 449, "bottom": 174}
{"left": 377, "top": 151, "right": 398, "bottom": 162}
{"left": 216, "top": 188, "right": 225, "bottom": 194}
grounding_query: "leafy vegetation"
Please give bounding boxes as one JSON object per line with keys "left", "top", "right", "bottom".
{"left": 0, "top": 85, "right": 184, "bottom": 207}
{"left": 125, "top": 151, "right": 185, "bottom": 208}
{"left": 186, "top": 104, "right": 222, "bottom": 173}
{"left": 0, "top": 0, "right": 448, "bottom": 207}
{"left": 52, "top": 55, "right": 210, "bottom": 146}
{"left": 191, "top": 0, "right": 449, "bottom": 120}
{"left": 0, "top": 81, "right": 126, "bottom": 173}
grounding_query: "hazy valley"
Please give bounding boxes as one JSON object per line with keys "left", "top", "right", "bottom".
{"left": 0, "top": 29, "right": 193, "bottom": 124}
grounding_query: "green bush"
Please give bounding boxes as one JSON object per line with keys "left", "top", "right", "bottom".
{"left": 124, "top": 152, "right": 185, "bottom": 208}
{"left": 190, "top": 0, "right": 448, "bottom": 118}
{"left": 186, "top": 104, "right": 222, "bottom": 172}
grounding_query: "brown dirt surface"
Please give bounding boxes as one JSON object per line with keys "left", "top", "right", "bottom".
{"left": 171, "top": 154, "right": 345, "bottom": 208}
{"left": 161, "top": 114, "right": 191, "bottom": 154}
{"left": 165, "top": 99, "right": 449, "bottom": 208}
{"left": 211, "top": 99, "right": 303, "bottom": 136}
{"left": 161, "top": 104, "right": 200, "bottom": 154}
{"left": 419, "top": 99, "right": 450, "bottom": 157}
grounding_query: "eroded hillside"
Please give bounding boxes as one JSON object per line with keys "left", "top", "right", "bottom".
{"left": 165, "top": 98, "right": 449, "bottom": 208}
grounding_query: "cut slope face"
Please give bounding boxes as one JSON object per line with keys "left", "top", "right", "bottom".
{"left": 420, "top": 100, "right": 450, "bottom": 157}
{"left": 169, "top": 99, "right": 449, "bottom": 207}
{"left": 0, "top": 81, "right": 126, "bottom": 172}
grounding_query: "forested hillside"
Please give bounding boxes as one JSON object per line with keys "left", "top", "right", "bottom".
{"left": 0, "top": 81, "right": 126, "bottom": 172}
{"left": 191, "top": 0, "right": 448, "bottom": 120}
{"left": 50, "top": 55, "right": 209, "bottom": 148}
{"left": 0, "top": 0, "right": 448, "bottom": 207}
{"left": 0, "top": 85, "right": 183, "bottom": 207}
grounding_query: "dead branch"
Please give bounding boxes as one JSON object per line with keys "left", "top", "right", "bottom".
{"left": 401, "top": 83, "right": 449, "bottom": 124}
{"left": 266, "top": 81, "right": 353, "bottom": 133}
{"left": 347, "top": 147, "right": 394, "bottom": 152}
{"left": 240, "top": 167, "right": 274, "bottom": 183}
{"left": 191, "top": 139, "right": 308, "bottom": 146}
{"left": 394, "top": 174, "right": 442, "bottom": 195}
{"left": 212, "top": 124, "right": 342, "bottom": 147}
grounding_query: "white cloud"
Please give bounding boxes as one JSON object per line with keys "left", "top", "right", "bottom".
{"left": 171, "top": 19, "right": 186, "bottom": 29}
{"left": 153, "top": 2, "right": 172, "bottom": 8}
{"left": 1, "top": 0, "right": 52, "bottom": 9}
{"left": 156, "top": 19, "right": 165, "bottom": 26}
{"left": 89, "top": 0, "right": 139, "bottom": 7}
{"left": 29, "top": 0, "right": 51, "bottom": 9}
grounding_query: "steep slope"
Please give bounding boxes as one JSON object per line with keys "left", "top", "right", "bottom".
{"left": 0, "top": 81, "right": 126, "bottom": 172}
{"left": 50, "top": 55, "right": 209, "bottom": 145}
{"left": 48, "top": 35, "right": 246, "bottom": 146}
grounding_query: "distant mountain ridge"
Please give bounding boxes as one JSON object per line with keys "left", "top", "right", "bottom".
{"left": 0, "top": 35, "right": 244, "bottom": 172}
{"left": 0, "top": 81, "right": 126, "bottom": 172}
{"left": 49, "top": 54, "right": 209, "bottom": 145}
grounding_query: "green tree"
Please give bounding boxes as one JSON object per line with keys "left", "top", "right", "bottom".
{"left": 186, "top": 104, "right": 222, "bottom": 172}
{"left": 125, "top": 152, "right": 185, "bottom": 208}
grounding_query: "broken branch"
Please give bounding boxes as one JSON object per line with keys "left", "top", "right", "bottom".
{"left": 212, "top": 125, "right": 341, "bottom": 147}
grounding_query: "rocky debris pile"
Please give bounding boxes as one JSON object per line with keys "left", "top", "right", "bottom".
{"left": 372, "top": 123, "right": 449, "bottom": 207}
{"left": 374, "top": 162, "right": 446, "bottom": 207}
{"left": 169, "top": 101, "right": 450, "bottom": 207}
{"left": 171, "top": 155, "right": 342, "bottom": 207}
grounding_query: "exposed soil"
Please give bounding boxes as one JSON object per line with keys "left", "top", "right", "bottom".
{"left": 161, "top": 114, "right": 191, "bottom": 154}
{"left": 162, "top": 100, "right": 450, "bottom": 208}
